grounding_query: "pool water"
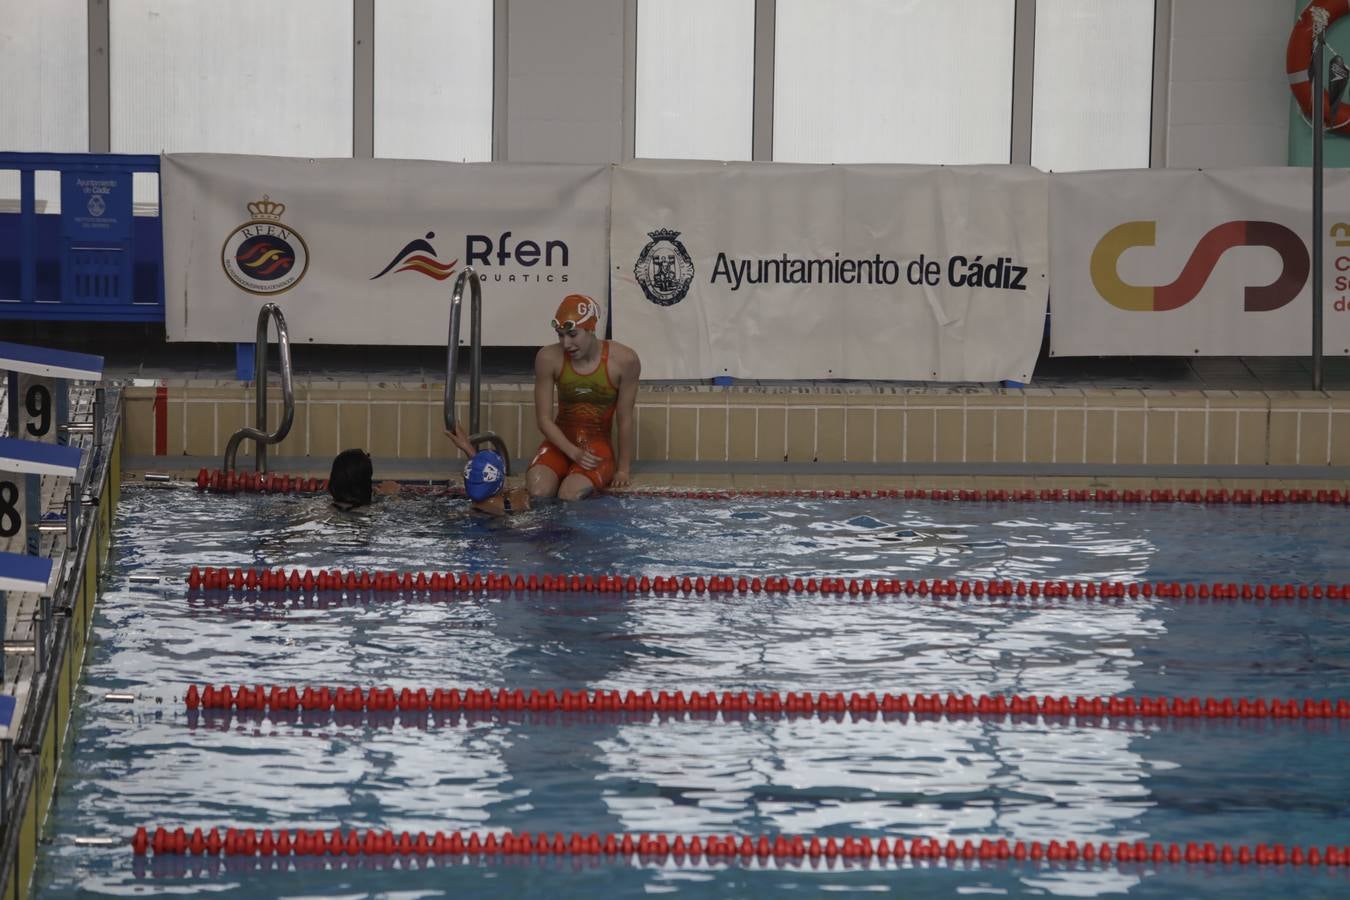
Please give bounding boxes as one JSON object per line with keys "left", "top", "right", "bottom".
{"left": 31, "top": 486, "right": 1350, "bottom": 898}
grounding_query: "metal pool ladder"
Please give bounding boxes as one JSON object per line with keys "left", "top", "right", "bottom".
{"left": 445, "top": 267, "right": 511, "bottom": 470}
{"left": 223, "top": 303, "right": 294, "bottom": 474}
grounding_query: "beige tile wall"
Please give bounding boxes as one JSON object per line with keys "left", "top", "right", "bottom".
{"left": 122, "top": 382, "right": 1350, "bottom": 469}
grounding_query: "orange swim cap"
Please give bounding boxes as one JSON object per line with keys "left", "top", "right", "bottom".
{"left": 552, "top": 294, "right": 600, "bottom": 332}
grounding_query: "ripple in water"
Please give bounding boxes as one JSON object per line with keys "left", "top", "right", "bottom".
{"left": 32, "top": 487, "right": 1350, "bottom": 899}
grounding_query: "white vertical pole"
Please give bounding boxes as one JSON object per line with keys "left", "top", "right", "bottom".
{"left": 1313, "top": 29, "right": 1326, "bottom": 392}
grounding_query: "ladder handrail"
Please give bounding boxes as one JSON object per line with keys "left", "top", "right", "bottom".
{"left": 223, "top": 303, "right": 294, "bottom": 474}
{"left": 445, "top": 268, "right": 511, "bottom": 473}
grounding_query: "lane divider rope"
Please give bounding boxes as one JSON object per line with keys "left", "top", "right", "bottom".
{"left": 183, "top": 684, "right": 1350, "bottom": 721}
{"left": 196, "top": 469, "right": 328, "bottom": 495}
{"left": 627, "top": 487, "right": 1350, "bottom": 506}
{"left": 184, "top": 566, "right": 1350, "bottom": 602}
{"left": 131, "top": 826, "right": 1350, "bottom": 867}
{"left": 190, "top": 470, "right": 1350, "bottom": 506}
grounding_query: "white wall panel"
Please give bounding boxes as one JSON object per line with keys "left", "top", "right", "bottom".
{"left": 110, "top": 0, "right": 353, "bottom": 157}
{"left": 0, "top": 0, "right": 87, "bottom": 212}
{"left": 1032, "top": 0, "right": 1154, "bottom": 172}
{"left": 1165, "top": 0, "right": 1288, "bottom": 167}
{"left": 0, "top": 0, "right": 87, "bottom": 153}
{"left": 774, "top": 0, "right": 1016, "bottom": 165}
{"left": 506, "top": 0, "right": 626, "bottom": 163}
{"left": 636, "top": 0, "right": 754, "bottom": 161}
{"left": 375, "top": 0, "right": 493, "bottom": 162}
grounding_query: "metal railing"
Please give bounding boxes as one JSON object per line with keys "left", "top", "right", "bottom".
{"left": 444, "top": 268, "right": 511, "bottom": 470}
{"left": 1, "top": 386, "right": 105, "bottom": 675}
{"left": 0, "top": 382, "right": 121, "bottom": 884}
{"left": 223, "top": 304, "right": 294, "bottom": 474}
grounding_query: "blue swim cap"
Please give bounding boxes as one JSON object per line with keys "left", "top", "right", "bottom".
{"left": 463, "top": 450, "right": 506, "bottom": 502}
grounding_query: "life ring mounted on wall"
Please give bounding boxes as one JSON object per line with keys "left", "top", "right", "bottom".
{"left": 1288, "top": 0, "right": 1350, "bottom": 134}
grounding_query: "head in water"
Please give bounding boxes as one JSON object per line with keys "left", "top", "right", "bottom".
{"left": 329, "top": 448, "right": 374, "bottom": 508}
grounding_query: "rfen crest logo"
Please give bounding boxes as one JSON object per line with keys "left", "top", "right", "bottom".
{"left": 1090, "top": 220, "right": 1309, "bottom": 312}
{"left": 221, "top": 195, "right": 309, "bottom": 296}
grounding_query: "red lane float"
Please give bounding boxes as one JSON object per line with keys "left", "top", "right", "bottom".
{"left": 194, "top": 469, "right": 328, "bottom": 495}
{"left": 182, "top": 683, "right": 1350, "bottom": 722}
{"left": 131, "top": 825, "right": 1350, "bottom": 868}
{"left": 183, "top": 565, "right": 1350, "bottom": 604}
{"left": 189, "top": 477, "right": 1350, "bottom": 505}
{"left": 625, "top": 487, "right": 1348, "bottom": 505}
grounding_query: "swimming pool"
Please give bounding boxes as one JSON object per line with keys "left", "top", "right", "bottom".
{"left": 32, "top": 486, "right": 1350, "bottom": 898}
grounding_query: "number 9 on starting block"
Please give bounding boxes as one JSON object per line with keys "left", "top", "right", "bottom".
{"left": 16, "top": 374, "right": 59, "bottom": 445}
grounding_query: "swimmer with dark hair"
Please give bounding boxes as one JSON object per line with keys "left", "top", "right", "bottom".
{"left": 327, "top": 449, "right": 399, "bottom": 510}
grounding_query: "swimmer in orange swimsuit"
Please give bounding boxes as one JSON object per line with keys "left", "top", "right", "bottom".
{"left": 528, "top": 293, "right": 641, "bottom": 501}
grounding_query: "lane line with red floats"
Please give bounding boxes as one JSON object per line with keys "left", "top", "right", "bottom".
{"left": 130, "top": 825, "right": 1350, "bottom": 868}
{"left": 190, "top": 470, "right": 1350, "bottom": 507}
{"left": 184, "top": 565, "right": 1350, "bottom": 604}
{"left": 195, "top": 469, "right": 328, "bottom": 494}
{"left": 626, "top": 487, "right": 1350, "bottom": 506}
{"left": 189, "top": 470, "right": 460, "bottom": 498}
{"left": 182, "top": 684, "right": 1350, "bottom": 723}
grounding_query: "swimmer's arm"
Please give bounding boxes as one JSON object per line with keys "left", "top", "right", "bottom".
{"left": 612, "top": 345, "right": 641, "bottom": 488}
{"left": 470, "top": 497, "right": 506, "bottom": 516}
{"left": 469, "top": 488, "right": 530, "bottom": 517}
{"left": 444, "top": 422, "right": 477, "bottom": 457}
{"left": 374, "top": 480, "right": 401, "bottom": 496}
{"left": 533, "top": 346, "right": 582, "bottom": 461}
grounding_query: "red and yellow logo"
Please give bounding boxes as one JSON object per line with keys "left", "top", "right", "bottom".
{"left": 1090, "top": 221, "right": 1309, "bottom": 312}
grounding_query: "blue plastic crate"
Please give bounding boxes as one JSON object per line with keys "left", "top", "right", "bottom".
{"left": 0, "top": 153, "right": 164, "bottom": 322}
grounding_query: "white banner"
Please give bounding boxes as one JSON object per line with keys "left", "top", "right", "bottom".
{"left": 1050, "top": 167, "right": 1350, "bottom": 356}
{"left": 610, "top": 160, "right": 1049, "bottom": 381}
{"left": 162, "top": 154, "right": 611, "bottom": 345}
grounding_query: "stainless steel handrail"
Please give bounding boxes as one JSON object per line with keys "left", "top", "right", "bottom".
{"left": 444, "top": 267, "right": 511, "bottom": 472}
{"left": 223, "top": 303, "right": 294, "bottom": 473}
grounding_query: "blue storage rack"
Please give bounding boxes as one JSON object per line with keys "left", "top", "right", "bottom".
{"left": 0, "top": 152, "right": 164, "bottom": 322}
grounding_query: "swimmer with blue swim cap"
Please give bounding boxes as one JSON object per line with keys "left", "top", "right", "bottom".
{"left": 464, "top": 449, "right": 506, "bottom": 501}
{"left": 448, "top": 423, "right": 530, "bottom": 516}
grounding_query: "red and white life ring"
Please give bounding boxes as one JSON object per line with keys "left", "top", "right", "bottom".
{"left": 1288, "top": 0, "right": 1350, "bottom": 133}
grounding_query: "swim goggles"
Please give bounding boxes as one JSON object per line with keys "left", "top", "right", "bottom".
{"left": 551, "top": 316, "right": 597, "bottom": 333}
{"left": 551, "top": 295, "right": 598, "bottom": 331}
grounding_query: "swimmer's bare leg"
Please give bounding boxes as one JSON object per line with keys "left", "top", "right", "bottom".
{"left": 557, "top": 473, "right": 595, "bottom": 501}
{"left": 527, "top": 464, "right": 561, "bottom": 498}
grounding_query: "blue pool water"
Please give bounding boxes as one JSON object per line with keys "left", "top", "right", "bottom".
{"left": 31, "top": 486, "right": 1350, "bottom": 898}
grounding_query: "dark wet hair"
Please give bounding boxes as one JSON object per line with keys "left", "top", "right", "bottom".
{"left": 329, "top": 449, "right": 373, "bottom": 508}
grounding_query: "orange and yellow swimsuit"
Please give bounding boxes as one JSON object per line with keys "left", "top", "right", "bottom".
{"left": 531, "top": 341, "right": 619, "bottom": 489}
